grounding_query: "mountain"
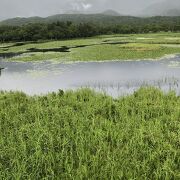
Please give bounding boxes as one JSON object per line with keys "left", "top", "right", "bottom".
{"left": 0, "top": 14, "right": 137, "bottom": 26}
{"left": 0, "top": 10, "right": 122, "bottom": 26}
{"left": 0, "top": 17, "right": 44, "bottom": 26}
{"left": 64, "top": 10, "right": 86, "bottom": 14}
{"left": 64, "top": 9, "right": 122, "bottom": 16}
{"left": 141, "top": 0, "right": 180, "bottom": 16}
{"left": 101, "top": 10, "right": 121, "bottom": 16}
{"left": 1, "top": 13, "right": 180, "bottom": 27}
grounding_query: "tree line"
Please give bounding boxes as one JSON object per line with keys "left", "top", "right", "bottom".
{"left": 0, "top": 20, "right": 180, "bottom": 42}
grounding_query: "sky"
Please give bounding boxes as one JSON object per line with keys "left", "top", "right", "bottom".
{"left": 0, "top": 0, "right": 164, "bottom": 20}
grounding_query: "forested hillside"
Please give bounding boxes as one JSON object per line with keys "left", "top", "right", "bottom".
{"left": 0, "top": 15, "right": 180, "bottom": 42}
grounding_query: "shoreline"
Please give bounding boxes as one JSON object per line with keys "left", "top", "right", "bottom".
{"left": 1, "top": 53, "right": 179, "bottom": 64}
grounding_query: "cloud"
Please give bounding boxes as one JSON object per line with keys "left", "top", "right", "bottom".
{"left": 0, "top": 0, "right": 165, "bottom": 20}
{"left": 70, "top": 2, "right": 81, "bottom": 10}
{"left": 69, "top": 0, "right": 93, "bottom": 11}
{"left": 82, "top": 3, "right": 92, "bottom": 10}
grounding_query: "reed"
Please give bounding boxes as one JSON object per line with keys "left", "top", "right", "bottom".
{"left": 0, "top": 87, "right": 179, "bottom": 179}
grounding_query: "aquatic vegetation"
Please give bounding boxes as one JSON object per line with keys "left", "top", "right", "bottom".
{"left": 0, "top": 87, "right": 179, "bottom": 179}
{"left": 168, "top": 61, "right": 180, "bottom": 68}
{"left": 0, "top": 32, "right": 180, "bottom": 61}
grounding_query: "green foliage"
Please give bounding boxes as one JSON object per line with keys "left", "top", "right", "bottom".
{"left": 0, "top": 87, "right": 179, "bottom": 179}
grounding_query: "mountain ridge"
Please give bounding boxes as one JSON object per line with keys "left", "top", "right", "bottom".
{"left": 1, "top": 11, "right": 180, "bottom": 27}
{"left": 0, "top": 12, "right": 132, "bottom": 26}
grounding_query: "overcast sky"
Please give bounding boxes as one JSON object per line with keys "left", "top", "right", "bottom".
{"left": 0, "top": 0, "right": 164, "bottom": 20}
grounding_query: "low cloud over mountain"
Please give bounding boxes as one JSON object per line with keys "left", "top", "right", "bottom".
{"left": 140, "top": 0, "right": 180, "bottom": 16}
{"left": 0, "top": 0, "right": 165, "bottom": 20}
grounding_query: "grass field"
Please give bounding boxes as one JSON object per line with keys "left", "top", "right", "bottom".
{"left": 0, "top": 87, "right": 179, "bottom": 179}
{"left": 1, "top": 32, "right": 180, "bottom": 62}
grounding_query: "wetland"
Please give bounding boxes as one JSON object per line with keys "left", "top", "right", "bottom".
{"left": 0, "top": 32, "right": 180, "bottom": 179}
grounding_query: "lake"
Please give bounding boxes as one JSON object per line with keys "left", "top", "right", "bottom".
{"left": 0, "top": 56, "right": 180, "bottom": 97}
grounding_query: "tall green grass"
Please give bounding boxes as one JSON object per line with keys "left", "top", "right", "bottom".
{"left": 0, "top": 87, "right": 179, "bottom": 179}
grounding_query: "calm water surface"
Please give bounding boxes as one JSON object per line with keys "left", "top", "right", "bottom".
{"left": 0, "top": 56, "right": 180, "bottom": 97}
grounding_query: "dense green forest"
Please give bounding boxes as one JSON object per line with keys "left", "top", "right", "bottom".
{"left": 0, "top": 15, "right": 180, "bottom": 42}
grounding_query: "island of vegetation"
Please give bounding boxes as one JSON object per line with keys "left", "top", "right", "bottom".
{"left": 0, "top": 32, "right": 180, "bottom": 62}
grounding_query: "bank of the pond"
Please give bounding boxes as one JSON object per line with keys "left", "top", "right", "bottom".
{"left": 0, "top": 87, "right": 179, "bottom": 179}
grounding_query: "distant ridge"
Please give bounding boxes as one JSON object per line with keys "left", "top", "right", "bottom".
{"left": 0, "top": 9, "right": 122, "bottom": 26}
{"left": 0, "top": 16, "right": 44, "bottom": 26}
{"left": 64, "top": 10, "right": 85, "bottom": 14}
{"left": 0, "top": 12, "right": 180, "bottom": 27}
{"left": 101, "top": 10, "right": 121, "bottom": 16}
{"left": 0, "top": 13, "right": 136, "bottom": 26}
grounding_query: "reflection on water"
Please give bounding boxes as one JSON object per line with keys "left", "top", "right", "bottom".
{"left": 0, "top": 56, "right": 180, "bottom": 97}
{"left": 0, "top": 67, "right": 5, "bottom": 76}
